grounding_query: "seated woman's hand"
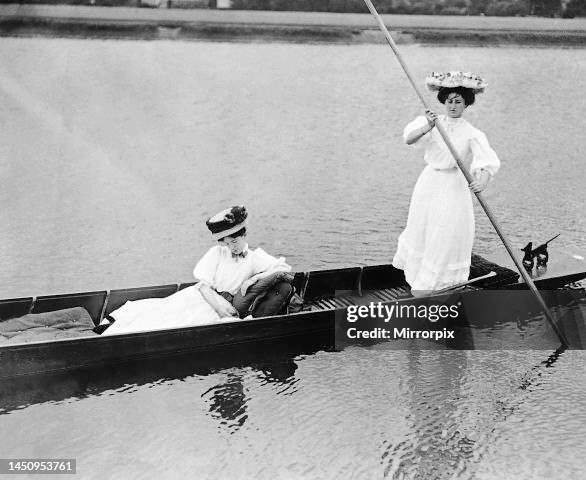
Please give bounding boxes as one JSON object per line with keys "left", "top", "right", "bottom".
{"left": 240, "top": 279, "right": 255, "bottom": 296}
{"left": 217, "top": 303, "right": 238, "bottom": 318}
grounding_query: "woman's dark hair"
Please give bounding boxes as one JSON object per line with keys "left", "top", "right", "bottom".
{"left": 437, "top": 87, "right": 475, "bottom": 106}
{"left": 220, "top": 227, "right": 247, "bottom": 241}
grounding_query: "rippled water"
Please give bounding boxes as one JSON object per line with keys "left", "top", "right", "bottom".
{"left": 1, "top": 345, "right": 586, "bottom": 479}
{"left": 0, "top": 38, "right": 585, "bottom": 479}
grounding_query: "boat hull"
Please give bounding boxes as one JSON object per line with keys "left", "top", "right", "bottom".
{"left": 0, "top": 310, "right": 334, "bottom": 378}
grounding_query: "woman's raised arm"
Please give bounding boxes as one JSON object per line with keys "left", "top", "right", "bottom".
{"left": 404, "top": 110, "right": 437, "bottom": 145}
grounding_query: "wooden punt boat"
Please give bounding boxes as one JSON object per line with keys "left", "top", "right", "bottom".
{"left": 0, "top": 250, "right": 584, "bottom": 379}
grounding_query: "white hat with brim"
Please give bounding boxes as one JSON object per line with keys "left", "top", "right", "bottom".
{"left": 425, "top": 71, "right": 487, "bottom": 94}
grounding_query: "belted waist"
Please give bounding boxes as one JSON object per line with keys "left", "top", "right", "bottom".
{"left": 429, "top": 166, "right": 458, "bottom": 172}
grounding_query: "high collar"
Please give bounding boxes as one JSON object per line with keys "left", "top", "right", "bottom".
{"left": 230, "top": 243, "right": 249, "bottom": 259}
{"left": 444, "top": 115, "right": 464, "bottom": 125}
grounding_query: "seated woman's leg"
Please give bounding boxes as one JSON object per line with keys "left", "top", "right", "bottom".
{"left": 251, "top": 282, "right": 293, "bottom": 318}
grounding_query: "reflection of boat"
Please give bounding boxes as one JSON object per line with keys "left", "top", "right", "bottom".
{"left": 0, "top": 251, "right": 585, "bottom": 379}
{"left": 0, "top": 334, "right": 311, "bottom": 416}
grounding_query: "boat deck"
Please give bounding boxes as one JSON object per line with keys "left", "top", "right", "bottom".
{"left": 305, "top": 286, "right": 412, "bottom": 311}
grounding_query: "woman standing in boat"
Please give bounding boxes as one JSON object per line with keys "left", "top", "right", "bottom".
{"left": 392, "top": 72, "right": 500, "bottom": 294}
{"left": 98, "top": 206, "right": 293, "bottom": 335}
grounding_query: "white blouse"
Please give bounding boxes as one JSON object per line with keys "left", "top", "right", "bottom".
{"left": 193, "top": 244, "right": 291, "bottom": 295}
{"left": 403, "top": 115, "right": 500, "bottom": 178}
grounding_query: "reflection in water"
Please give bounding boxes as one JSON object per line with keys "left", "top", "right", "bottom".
{"left": 0, "top": 333, "right": 326, "bottom": 417}
{"left": 259, "top": 357, "right": 298, "bottom": 385}
{"left": 202, "top": 372, "right": 249, "bottom": 432}
{"left": 1, "top": 335, "right": 585, "bottom": 478}
{"left": 200, "top": 356, "right": 299, "bottom": 432}
{"left": 380, "top": 350, "right": 472, "bottom": 479}
{"left": 380, "top": 344, "right": 574, "bottom": 479}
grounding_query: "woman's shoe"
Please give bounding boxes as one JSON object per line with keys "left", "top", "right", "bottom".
{"left": 92, "top": 323, "right": 110, "bottom": 334}
{"left": 92, "top": 316, "right": 116, "bottom": 335}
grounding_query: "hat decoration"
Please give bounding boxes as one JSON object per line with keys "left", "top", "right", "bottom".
{"left": 206, "top": 205, "right": 248, "bottom": 240}
{"left": 425, "top": 71, "right": 487, "bottom": 94}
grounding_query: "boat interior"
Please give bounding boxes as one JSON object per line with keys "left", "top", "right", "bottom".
{"left": 0, "top": 255, "right": 521, "bottom": 328}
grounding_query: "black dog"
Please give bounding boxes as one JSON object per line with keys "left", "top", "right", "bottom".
{"left": 532, "top": 233, "right": 560, "bottom": 267}
{"left": 520, "top": 234, "right": 560, "bottom": 271}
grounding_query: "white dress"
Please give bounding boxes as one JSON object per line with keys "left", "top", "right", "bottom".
{"left": 392, "top": 115, "right": 500, "bottom": 291}
{"left": 103, "top": 245, "right": 291, "bottom": 335}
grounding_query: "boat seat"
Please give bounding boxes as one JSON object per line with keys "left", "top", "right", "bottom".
{"left": 0, "top": 297, "right": 34, "bottom": 322}
{"left": 104, "top": 284, "right": 179, "bottom": 318}
{"left": 34, "top": 291, "right": 107, "bottom": 326}
{"left": 361, "top": 264, "right": 406, "bottom": 290}
{"left": 303, "top": 267, "right": 361, "bottom": 302}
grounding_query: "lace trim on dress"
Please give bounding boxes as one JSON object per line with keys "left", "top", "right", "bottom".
{"left": 392, "top": 239, "right": 470, "bottom": 291}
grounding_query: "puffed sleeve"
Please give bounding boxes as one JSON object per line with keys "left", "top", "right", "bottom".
{"left": 193, "top": 246, "right": 220, "bottom": 287}
{"left": 470, "top": 130, "right": 500, "bottom": 178}
{"left": 403, "top": 116, "right": 432, "bottom": 147}
{"left": 251, "top": 248, "right": 292, "bottom": 275}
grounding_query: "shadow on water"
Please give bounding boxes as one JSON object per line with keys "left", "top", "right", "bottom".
{"left": 0, "top": 332, "right": 331, "bottom": 421}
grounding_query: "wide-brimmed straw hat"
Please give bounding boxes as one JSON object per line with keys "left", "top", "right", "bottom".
{"left": 206, "top": 205, "right": 248, "bottom": 240}
{"left": 425, "top": 71, "right": 487, "bottom": 94}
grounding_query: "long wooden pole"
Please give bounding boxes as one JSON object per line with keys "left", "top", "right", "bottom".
{"left": 362, "top": 0, "right": 569, "bottom": 347}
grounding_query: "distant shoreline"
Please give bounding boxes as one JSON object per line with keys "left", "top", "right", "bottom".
{"left": 0, "top": 5, "right": 585, "bottom": 46}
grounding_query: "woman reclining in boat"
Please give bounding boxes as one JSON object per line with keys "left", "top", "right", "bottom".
{"left": 95, "top": 206, "right": 294, "bottom": 335}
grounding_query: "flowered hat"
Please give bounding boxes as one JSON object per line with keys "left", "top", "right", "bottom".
{"left": 425, "top": 71, "right": 487, "bottom": 94}
{"left": 206, "top": 205, "right": 248, "bottom": 240}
